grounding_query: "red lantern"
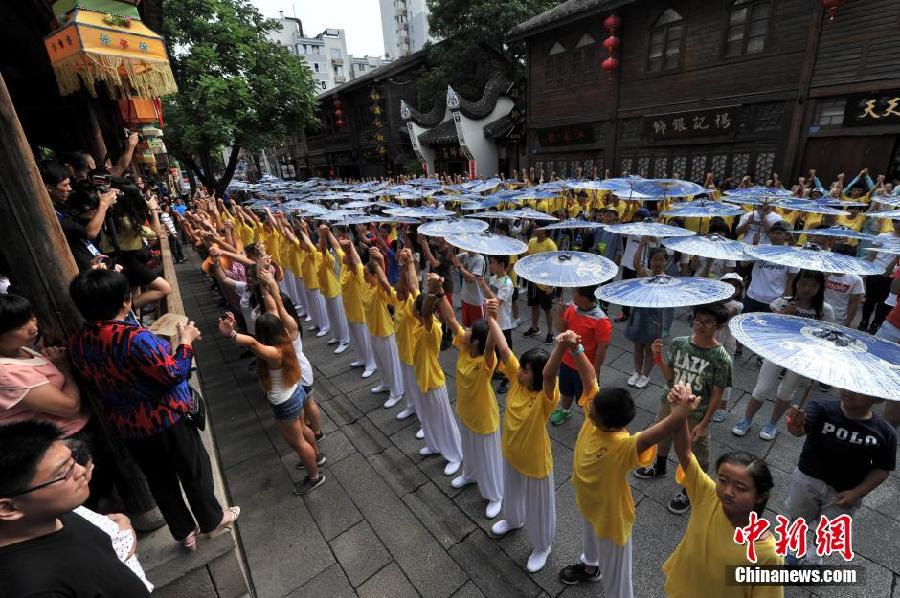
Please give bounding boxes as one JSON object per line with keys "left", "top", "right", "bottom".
{"left": 604, "top": 14, "right": 621, "bottom": 33}
{"left": 335, "top": 119, "right": 345, "bottom": 129}
{"left": 602, "top": 35, "right": 620, "bottom": 53}
{"left": 601, "top": 56, "right": 619, "bottom": 79}
{"left": 334, "top": 108, "right": 343, "bottom": 119}
{"left": 333, "top": 98, "right": 342, "bottom": 109}
{"left": 820, "top": 0, "right": 845, "bottom": 20}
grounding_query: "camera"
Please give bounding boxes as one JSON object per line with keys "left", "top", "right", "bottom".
{"left": 90, "top": 173, "right": 132, "bottom": 199}
{"left": 124, "top": 128, "right": 145, "bottom": 143}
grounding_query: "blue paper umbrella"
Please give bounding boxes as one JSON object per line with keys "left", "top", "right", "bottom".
{"left": 343, "top": 200, "right": 377, "bottom": 209}
{"left": 866, "top": 209, "right": 900, "bottom": 220}
{"left": 728, "top": 313, "right": 900, "bottom": 400}
{"left": 388, "top": 206, "right": 455, "bottom": 219}
{"left": 595, "top": 275, "right": 736, "bottom": 308}
{"left": 504, "top": 208, "right": 560, "bottom": 221}
{"left": 341, "top": 215, "right": 398, "bottom": 226}
{"left": 316, "top": 210, "right": 365, "bottom": 222}
{"left": 790, "top": 225, "right": 878, "bottom": 242}
{"left": 662, "top": 234, "right": 753, "bottom": 261}
{"left": 633, "top": 178, "right": 707, "bottom": 198}
{"left": 466, "top": 210, "right": 520, "bottom": 220}
{"left": 661, "top": 199, "right": 744, "bottom": 218}
{"left": 537, "top": 218, "right": 606, "bottom": 231}
{"left": 445, "top": 232, "right": 528, "bottom": 256}
{"left": 604, "top": 222, "right": 697, "bottom": 238}
{"left": 774, "top": 199, "right": 848, "bottom": 216}
{"left": 418, "top": 218, "right": 489, "bottom": 237}
{"left": 514, "top": 251, "right": 618, "bottom": 287}
{"left": 744, "top": 244, "right": 885, "bottom": 276}
{"left": 722, "top": 187, "right": 793, "bottom": 206}
{"left": 595, "top": 176, "right": 645, "bottom": 192}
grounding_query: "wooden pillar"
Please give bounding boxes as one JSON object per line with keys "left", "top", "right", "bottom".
{"left": 0, "top": 72, "right": 160, "bottom": 525}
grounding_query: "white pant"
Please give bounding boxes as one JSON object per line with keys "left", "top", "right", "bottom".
{"left": 324, "top": 295, "right": 350, "bottom": 344}
{"left": 370, "top": 334, "right": 404, "bottom": 399}
{"left": 400, "top": 362, "right": 421, "bottom": 415}
{"left": 753, "top": 358, "right": 812, "bottom": 403}
{"left": 502, "top": 462, "right": 555, "bottom": 552}
{"left": 349, "top": 322, "right": 376, "bottom": 371}
{"left": 580, "top": 517, "right": 634, "bottom": 598}
{"left": 296, "top": 278, "right": 311, "bottom": 317}
{"left": 418, "top": 385, "right": 462, "bottom": 463}
{"left": 459, "top": 425, "right": 503, "bottom": 501}
{"left": 876, "top": 319, "right": 900, "bottom": 343}
{"left": 786, "top": 467, "right": 860, "bottom": 554}
{"left": 306, "top": 288, "right": 329, "bottom": 331}
{"left": 281, "top": 273, "right": 301, "bottom": 311}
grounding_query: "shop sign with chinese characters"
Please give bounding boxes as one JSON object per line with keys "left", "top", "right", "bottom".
{"left": 843, "top": 91, "right": 900, "bottom": 126}
{"left": 641, "top": 106, "right": 739, "bottom": 140}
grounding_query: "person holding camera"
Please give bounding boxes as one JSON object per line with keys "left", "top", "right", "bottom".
{"left": 66, "top": 268, "right": 239, "bottom": 551}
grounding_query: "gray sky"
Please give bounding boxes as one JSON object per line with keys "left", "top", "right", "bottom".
{"left": 250, "top": 0, "right": 385, "bottom": 57}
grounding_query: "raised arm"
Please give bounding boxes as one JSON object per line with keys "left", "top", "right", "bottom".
{"left": 485, "top": 299, "right": 512, "bottom": 363}
{"left": 217, "top": 312, "right": 281, "bottom": 362}
{"left": 421, "top": 273, "right": 443, "bottom": 332}
{"left": 638, "top": 383, "right": 701, "bottom": 454}
{"left": 543, "top": 330, "right": 580, "bottom": 397}
{"left": 259, "top": 268, "right": 298, "bottom": 340}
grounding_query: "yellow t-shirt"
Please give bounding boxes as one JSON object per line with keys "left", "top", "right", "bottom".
{"left": 277, "top": 233, "right": 292, "bottom": 270}
{"left": 289, "top": 241, "right": 305, "bottom": 280}
{"left": 836, "top": 214, "right": 865, "bottom": 247}
{"left": 501, "top": 354, "right": 559, "bottom": 479}
{"left": 393, "top": 290, "right": 417, "bottom": 366}
{"left": 535, "top": 199, "right": 550, "bottom": 214}
{"left": 317, "top": 249, "right": 343, "bottom": 299}
{"left": 413, "top": 317, "right": 444, "bottom": 392}
{"left": 663, "top": 454, "right": 784, "bottom": 598}
{"left": 508, "top": 254, "right": 519, "bottom": 287}
{"left": 453, "top": 322, "right": 498, "bottom": 435}
{"left": 528, "top": 237, "right": 558, "bottom": 292}
{"left": 300, "top": 247, "right": 320, "bottom": 290}
{"left": 237, "top": 221, "right": 255, "bottom": 247}
{"left": 361, "top": 282, "right": 393, "bottom": 337}
{"left": 574, "top": 382, "right": 655, "bottom": 545}
{"left": 339, "top": 263, "right": 366, "bottom": 323}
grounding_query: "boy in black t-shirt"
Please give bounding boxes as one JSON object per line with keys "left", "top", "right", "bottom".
{"left": 784, "top": 391, "right": 896, "bottom": 565}
{"left": 0, "top": 421, "right": 150, "bottom": 597}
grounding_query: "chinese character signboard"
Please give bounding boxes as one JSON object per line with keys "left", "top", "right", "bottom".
{"left": 641, "top": 107, "right": 739, "bottom": 141}
{"left": 537, "top": 124, "right": 596, "bottom": 147}
{"left": 734, "top": 514, "right": 855, "bottom": 563}
{"left": 844, "top": 91, "right": 900, "bottom": 126}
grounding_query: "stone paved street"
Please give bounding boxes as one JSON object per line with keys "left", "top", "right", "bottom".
{"left": 179, "top": 259, "right": 900, "bottom": 598}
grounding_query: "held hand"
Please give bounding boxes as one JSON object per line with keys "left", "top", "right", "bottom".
{"left": 318, "top": 224, "right": 329, "bottom": 234}
{"left": 832, "top": 490, "right": 860, "bottom": 508}
{"left": 399, "top": 248, "right": 413, "bottom": 265}
{"left": 555, "top": 330, "right": 580, "bottom": 348}
{"left": 177, "top": 320, "right": 202, "bottom": 345}
{"left": 485, "top": 298, "right": 499, "bottom": 318}
{"left": 257, "top": 268, "right": 276, "bottom": 288}
{"left": 425, "top": 273, "right": 443, "bottom": 294}
{"left": 127, "top": 132, "right": 139, "bottom": 148}
{"left": 217, "top": 312, "right": 236, "bottom": 337}
{"left": 651, "top": 338, "right": 664, "bottom": 356}
{"left": 786, "top": 405, "right": 805, "bottom": 428}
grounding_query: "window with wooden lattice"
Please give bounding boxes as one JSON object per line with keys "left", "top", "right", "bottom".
{"left": 672, "top": 155, "right": 687, "bottom": 180}
{"left": 711, "top": 154, "right": 728, "bottom": 182}
{"left": 731, "top": 152, "right": 751, "bottom": 178}
{"left": 690, "top": 155, "right": 708, "bottom": 182}
{"left": 754, "top": 152, "right": 775, "bottom": 182}
{"left": 653, "top": 155, "right": 668, "bottom": 178}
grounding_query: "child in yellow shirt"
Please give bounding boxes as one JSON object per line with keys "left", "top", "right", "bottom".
{"left": 559, "top": 368, "right": 699, "bottom": 595}
{"left": 316, "top": 225, "right": 350, "bottom": 354}
{"left": 487, "top": 310, "right": 568, "bottom": 574}
{"left": 663, "top": 382, "right": 783, "bottom": 598}
{"left": 337, "top": 239, "right": 377, "bottom": 378}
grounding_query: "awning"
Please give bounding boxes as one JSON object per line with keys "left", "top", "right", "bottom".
{"left": 418, "top": 120, "right": 458, "bottom": 145}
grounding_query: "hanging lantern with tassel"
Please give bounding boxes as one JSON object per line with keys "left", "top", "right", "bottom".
{"left": 43, "top": 0, "right": 177, "bottom": 99}
{"left": 601, "top": 14, "right": 621, "bottom": 80}
{"left": 820, "top": 0, "right": 846, "bottom": 21}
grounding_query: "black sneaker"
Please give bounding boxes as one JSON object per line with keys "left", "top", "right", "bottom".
{"left": 314, "top": 431, "right": 324, "bottom": 442}
{"left": 857, "top": 321, "right": 870, "bottom": 332}
{"left": 633, "top": 465, "right": 666, "bottom": 479}
{"left": 497, "top": 379, "right": 510, "bottom": 394}
{"left": 558, "top": 563, "right": 602, "bottom": 585}
{"left": 668, "top": 489, "right": 690, "bottom": 514}
{"left": 293, "top": 474, "right": 325, "bottom": 495}
{"left": 523, "top": 327, "right": 540, "bottom": 338}
{"left": 544, "top": 333, "right": 554, "bottom": 345}
{"left": 818, "top": 382, "right": 832, "bottom": 392}
{"left": 296, "top": 453, "right": 327, "bottom": 469}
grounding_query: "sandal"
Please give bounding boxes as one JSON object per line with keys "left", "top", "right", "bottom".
{"left": 181, "top": 526, "right": 200, "bottom": 552}
{"left": 204, "top": 506, "right": 241, "bottom": 538}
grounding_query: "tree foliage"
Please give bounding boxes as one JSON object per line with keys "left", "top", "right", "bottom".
{"left": 419, "top": 0, "right": 555, "bottom": 106}
{"left": 162, "top": 0, "right": 318, "bottom": 194}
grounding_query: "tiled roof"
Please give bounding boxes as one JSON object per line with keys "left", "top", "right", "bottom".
{"left": 507, "top": 0, "right": 636, "bottom": 40}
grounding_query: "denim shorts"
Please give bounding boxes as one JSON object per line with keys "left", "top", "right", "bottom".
{"left": 270, "top": 385, "right": 307, "bottom": 421}
{"left": 303, "top": 384, "right": 313, "bottom": 396}
{"left": 559, "top": 363, "right": 584, "bottom": 400}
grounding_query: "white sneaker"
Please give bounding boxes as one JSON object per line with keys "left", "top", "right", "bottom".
{"left": 327, "top": 338, "right": 338, "bottom": 345}
{"left": 490, "top": 519, "right": 521, "bottom": 537}
{"left": 635, "top": 375, "right": 650, "bottom": 389}
{"left": 362, "top": 369, "right": 376, "bottom": 379}
{"left": 443, "top": 461, "right": 461, "bottom": 476}
{"left": 334, "top": 343, "right": 349, "bottom": 354}
{"left": 419, "top": 446, "right": 437, "bottom": 456}
{"left": 527, "top": 547, "right": 552, "bottom": 573}
{"left": 396, "top": 407, "right": 415, "bottom": 420}
{"left": 450, "top": 475, "right": 475, "bottom": 489}
{"left": 316, "top": 328, "right": 329, "bottom": 337}
{"left": 415, "top": 428, "right": 425, "bottom": 439}
{"left": 485, "top": 499, "right": 502, "bottom": 520}
{"left": 383, "top": 395, "right": 402, "bottom": 409}
{"left": 627, "top": 372, "right": 640, "bottom": 386}
{"left": 304, "top": 315, "right": 312, "bottom": 322}
{"left": 370, "top": 385, "right": 388, "bottom": 394}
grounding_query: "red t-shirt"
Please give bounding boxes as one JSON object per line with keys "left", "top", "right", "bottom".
{"left": 562, "top": 304, "right": 612, "bottom": 369}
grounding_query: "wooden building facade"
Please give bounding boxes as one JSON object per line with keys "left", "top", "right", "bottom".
{"left": 508, "top": 0, "right": 900, "bottom": 185}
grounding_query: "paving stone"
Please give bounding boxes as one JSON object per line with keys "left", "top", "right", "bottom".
{"left": 343, "top": 417, "right": 392, "bottom": 456}
{"left": 227, "top": 456, "right": 334, "bottom": 597}
{"left": 357, "top": 563, "right": 421, "bottom": 598}
{"left": 152, "top": 566, "right": 216, "bottom": 598}
{"left": 402, "top": 481, "right": 476, "bottom": 549}
{"left": 848, "top": 506, "right": 900, "bottom": 574}
{"left": 291, "top": 461, "right": 363, "bottom": 540}
{"left": 285, "top": 563, "right": 355, "bottom": 598}
{"left": 330, "top": 521, "right": 393, "bottom": 587}
{"left": 345, "top": 384, "right": 389, "bottom": 414}
{"left": 630, "top": 497, "right": 686, "bottom": 598}
{"left": 451, "top": 580, "right": 487, "bottom": 598}
{"left": 369, "top": 446, "right": 428, "bottom": 496}
{"left": 330, "top": 367, "right": 378, "bottom": 395}
{"left": 448, "top": 529, "right": 543, "bottom": 598}
{"left": 815, "top": 553, "right": 892, "bottom": 598}
{"left": 390, "top": 420, "right": 428, "bottom": 465}
{"left": 325, "top": 393, "right": 364, "bottom": 426}
{"left": 333, "top": 453, "right": 468, "bottom": 597}
{"left": 551, "top": 439, "right": 574, "bottom": 488}
{"left": 366, "top": 400, "right": 418, "bottom": 437}
{"left": 214, "top": 417, "right": 277, "bottom": 470}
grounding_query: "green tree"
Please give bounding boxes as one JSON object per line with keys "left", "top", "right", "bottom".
{"left": 162, "top": 0, "right": 318, "bottom": 195}
{"left": 419, "top": 0, "right": 554, "bottom": 106}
